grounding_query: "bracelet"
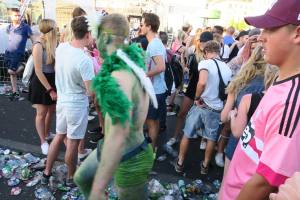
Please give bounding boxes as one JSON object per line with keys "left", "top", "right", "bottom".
{"left": 194, "top": 96, "right": 201, "bottom": 101}
{"left": 46, "top": 88, "right": 54, "bottom": 94}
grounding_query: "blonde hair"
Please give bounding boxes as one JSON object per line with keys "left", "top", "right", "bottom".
{"left": 227, "top": 45, "right": 267, "bottom": 95}
{"left": 39, "top": 19, "right": 56, "bottom": 65}
{"left": 100, "top": 13, "right": 129, "bottom": 42}
{"left": 192, "top": 28, "right": 203, "bottom": 46}
{"left": 264, "top": 64, "right": 279, "bottom": 89}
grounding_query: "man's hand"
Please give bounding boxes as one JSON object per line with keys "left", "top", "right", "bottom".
{"left": 269, "top": 172, "right": 300, "bottom": 200}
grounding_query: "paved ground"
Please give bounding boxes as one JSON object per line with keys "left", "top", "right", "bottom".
{"left": 0, "top": 91, "right": 223, "bottom": 199}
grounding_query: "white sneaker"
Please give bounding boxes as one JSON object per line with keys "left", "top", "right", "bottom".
{"left": 78, "top": 148, "right": 92, "bottom": 160}
{"left": 88, "top": 115, "right": 95, "bottom": 121}
{"left": 166, "top": 138, "right": 177, "bottom": 147}
{"left": 45, "top": 132, "right": 55, "bottom": 141}
{"left": 91, "top": 111, "right": 98, "bottom": 116}
{"left": 167, "top": 111, "right": 176, "bottom": 116}
{"left": 41, "top": 142, "right": 49, "bottom": 155}
{"left": 215, "top": 152, "right": 225, "bottom": 167}
{"left": 200, "top": 139, "right": 207, "bottom": 150}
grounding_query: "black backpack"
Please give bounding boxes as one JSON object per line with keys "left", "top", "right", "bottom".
{"left": 212, "top": 59, "right": 228, "bottom": 101}
{"left": 164, "top": 61, "right": 174, "bottom": 96}
{"left": 170, "top": 54, "right": 183, "bottom": 88}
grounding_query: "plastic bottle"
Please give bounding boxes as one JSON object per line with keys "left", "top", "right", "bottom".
{"left": 178, "top": 180, "right": 188, "bottom": 199}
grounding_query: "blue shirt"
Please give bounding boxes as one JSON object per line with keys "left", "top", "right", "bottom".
{"left": 6, "top": 22, "right": 32, "bottom": 54}
{"left": 146, "top": 38, "right": 167, "bottom": 94}
{"left": 223, "top": 35, "right": 235, "bottom": 46}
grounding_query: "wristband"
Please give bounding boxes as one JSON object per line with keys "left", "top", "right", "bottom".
{"left": 194, "top": 96, "right": 201, "bottom": 101}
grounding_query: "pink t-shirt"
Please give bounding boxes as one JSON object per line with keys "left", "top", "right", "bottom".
{"left": 220, "top": 74, "right": 300, "bottom": 200}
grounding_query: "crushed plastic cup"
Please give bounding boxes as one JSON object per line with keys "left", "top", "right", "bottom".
{"left": 23, "top": 153, "right": 40, "bottom": 164}
{"left": 2, "top": 165, "right": 14, "bottom": 179}
{"left": 201, "top": 183, "right": 214, "bottom": 194}
{"left": 57, "top": 183, "right": 71, "bottom": 192}
{"left": 163, "top": 144, "right": 178, "bottom": 157}
{"left": 107, "top": 186, "right": 118, "bottom": 200}
{"left": 178, "top": 180, "right": 188, "bottom": 199}
{"left": 158, "top": 195, "right": 175, "bottom": 200}
{"left": 11, "top": 187, "right": 22, "bottom": 195}
{"left": 212, "top": 180, "right": 221, "bottom": 190}
{"left": 34, "top": 186, "right": 54, "bottom": 199}
{"left": 54, "top": 164, "right": 67, "bottom": 183}
{"left": 20, "top": 166, "right": 32, "bottom": 180}
{"left": 148, "top": 179, "right": 168, "bottom": 198}
{"left": 26, "top": 176, "right": 40, "bottom": 187}
{"left": 157, "top": 154, "right": 167, "bottom": 162}
{"left": 31, "top": 158, "right": 46, "bottom": 170}
{"left": 7, "top": 177, "right": 20, "bottom": 186}
{"left": 4, "top": 149, "right": 11, "bottom": 155}
{"left": 70, "top": 187, "right": 82, "bottom": 198}
{"left": 208, "top": 193, "right": 218, "bottom": 200}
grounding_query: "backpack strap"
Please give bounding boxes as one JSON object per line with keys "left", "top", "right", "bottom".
{"left": 211, "top": 59, "right": 225, "bottom": 86}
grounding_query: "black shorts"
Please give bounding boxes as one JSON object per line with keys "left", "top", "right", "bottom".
{"left": 147, "top": 93, "right": 167, "bottom": 120}
{"left": 28, "top": 72, "right": 56, "bottom": 105}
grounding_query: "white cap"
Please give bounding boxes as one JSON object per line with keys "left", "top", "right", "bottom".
{"left": 4, "top": 0, "right": 21, "bottom": 9}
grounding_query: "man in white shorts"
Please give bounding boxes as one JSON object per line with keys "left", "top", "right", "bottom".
{"left": 42, "top": 16, "right": 94, "bottom": 186}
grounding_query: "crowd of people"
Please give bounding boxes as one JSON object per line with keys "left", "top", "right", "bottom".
{"left": 2, "top": 0, "right": 300, "bottom": 199}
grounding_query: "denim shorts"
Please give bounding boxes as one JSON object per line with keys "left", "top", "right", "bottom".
{"left": 4, "top": 51, "right": 24, "bottom": 71}
{"left": 183, "top": 105, "right": 220, "bottom": 142}
{"left": 225, "top": 134, "right": 239, "bottom": 160}
{"left": 147, "top": 93, "right": 166, "bottom": 120}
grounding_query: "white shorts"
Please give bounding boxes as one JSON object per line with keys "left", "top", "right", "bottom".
{"left": 56, "top": 105, "right": 88, "bottom": 139}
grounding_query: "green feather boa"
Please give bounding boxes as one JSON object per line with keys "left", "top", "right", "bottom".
{"left": 92, "top": 44, "right": 146, "bottom": 126}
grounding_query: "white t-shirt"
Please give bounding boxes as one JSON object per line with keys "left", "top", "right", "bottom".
{"left": 198, "top": 59, "right": 232, "bottom": 110}
{"left": 220, "top": 44, "right": 230, "bottom": 60}
{"left": 55, "top": 42, "right": 95, "bottom": 107}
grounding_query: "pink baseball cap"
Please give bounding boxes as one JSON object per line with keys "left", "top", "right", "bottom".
{"left": 244, "top": 0, "right": 300, "bottom": 28}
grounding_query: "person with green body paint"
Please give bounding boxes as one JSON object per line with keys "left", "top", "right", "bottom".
{"left": 74, "top": 13, "right": 155, "bottom": 200}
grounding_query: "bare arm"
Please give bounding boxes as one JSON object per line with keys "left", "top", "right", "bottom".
{"left": 231, "top": 94, "right": 251, "bottom": 138}
{"left": 89, "top": 71, "right": 132, "bottom": 200}
{"left": 237, "top": 173, "right": 276, "bottom": 200}
{"left": 146, "top": 55, "right": 165, "bottom": 77}
{"left": 195, "top": 69, "right": 208, "bottom": 98}
{"left": 220, "top": 93, "right": 235, "bottom": 122}
{"left": 33, "top": 44, "right": 52, "bottom": 91}
{"left": 83, "top": 80, "right": 94, "bottom": 98}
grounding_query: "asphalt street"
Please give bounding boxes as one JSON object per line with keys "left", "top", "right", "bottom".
{"left": 0, "top": 92, "right": 223, "bottom": 199}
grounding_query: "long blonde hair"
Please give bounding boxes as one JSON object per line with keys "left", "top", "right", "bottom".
{"left": 226, "top": 45, "right": 267, "bottom": 95}
{"left": 264, "top": 64, "right": 279, "bottom": 89}
{"left": 39, "top": 19, "right": 57, "bottom": 65}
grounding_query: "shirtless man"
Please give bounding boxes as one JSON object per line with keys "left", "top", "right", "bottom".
{"left": 74, "top": 14, "right": 155, "bottom": 200}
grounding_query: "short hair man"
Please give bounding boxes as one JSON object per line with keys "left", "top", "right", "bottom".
{"left": 42, "top": 16, "right": 94, "bottom": 186}
{"left": 74, "top": 14, "right": 155, "bottom": 200}
{"left": 212, "top": 25, "right": 224, "bottom": 35}
{"left": 175, "top": 39, "right": 232, "bottom": 174}
{"left": 223, "top": 26, "right": 235, "bottom": 46}
{"left": 4, "top": 8, "right": 34, "bottom": 101}
{"left": 219, "top": 0, "right": 300, "bottom": 199}
{"left": 140, "top": 13, "right": 167, "bottom": 150}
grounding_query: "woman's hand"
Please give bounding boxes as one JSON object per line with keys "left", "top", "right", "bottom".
{"left": 49, "top": 90, "right": 57, "bottom": 101}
